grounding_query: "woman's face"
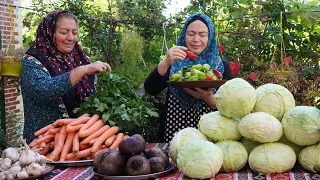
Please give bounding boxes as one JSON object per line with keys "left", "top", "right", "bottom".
{"left": 54, "top": 17, "right": 78, "bottom": 54}
{"left": 185, "top": 20, "right": 209, "bottom": 55}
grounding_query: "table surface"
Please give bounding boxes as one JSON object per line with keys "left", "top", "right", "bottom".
{"left": 39, "top": 143, "right": 320, "bottom": 180}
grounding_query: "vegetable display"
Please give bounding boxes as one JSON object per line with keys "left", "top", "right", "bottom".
{"left": 170, "top": 64, "right": 223, "bottom": 81}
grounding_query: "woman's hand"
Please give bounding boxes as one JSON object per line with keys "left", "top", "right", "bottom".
{"left": 70, "top": 61, "right": 112, "bottom": 86}
{"left": 85, "top": 61, "right": 112, "bottom": 75}
{"left": 184, "top": 88, "right": 217, "bottom": 109}
{"left": 158, "top": 46, "right": 187, "bottom": 76}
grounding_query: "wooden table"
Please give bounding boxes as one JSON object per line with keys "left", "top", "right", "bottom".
{"left": 39, "top": 143, "right": 320, "bottom": 180}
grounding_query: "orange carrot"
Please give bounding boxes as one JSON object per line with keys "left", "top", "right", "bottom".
{"left": 56, "top": 118, "right": 75, "bottom": 126}
{"left": 59, "top": 132, "right": 76, "bottom": 161}
{"left": 54, "top": 132, "right": 59, "bottom": 147}
{"left": 31, "top": 145, "right": 39, "bottom": 150}
{"left": 79, "top": 114, "right": 100, "bottom": 132}
{"left": 73, "top": 132, "right": 80, "bottom": 154}
{"left": 68, "top": 116, "right": 91, "bottom": 127}
{"left": 66, "top": 124, "right": 84, "bottom": 133}
{"left": 36, "top": 134, "right": 54, "bottom": 145}
{"left": 66, "top": 153, "right": 77, "bottom": 161}
{"left": 34, "top": 124, "right": 53, "bottom": 136}
{"left": 91, "top": 126, "right": 119, "bottom": 153}
{"left": 110, "top": 133, "right": 124, "bottom": 149}
{"left": 101, "top": 144, "right": 107, "bottom": 149}
{"left": 48, "top": 127, "right": 61, "bottom": 134}
{"left": 79, "top": 119, "right": 105, "bottom": 138}
{"left": 81, "top": 125, "right": 110, "bottom": 145}
{"left": 49, "top": 125, "right": 67, "bottom": 161}
{"left": 80, "top": 143, "right": 90, "bottom": 151}
{"left": 89, "top": 138, "right": 97, "bottom": 146}
{"left": 104, "top": 135, "right": 116, "bottom": 147}
{"left": 77, "top": 148, "right": 92, "bottom": 158}
{"left": 29, "top": 138, "right": 38, "bottom": 148}
{"left": 38, "top": 143, "right": 51, "bottom": 155}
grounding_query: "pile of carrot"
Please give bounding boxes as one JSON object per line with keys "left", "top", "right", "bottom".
{"left": 28, "top": 114, "right": 128, "bottom": 161}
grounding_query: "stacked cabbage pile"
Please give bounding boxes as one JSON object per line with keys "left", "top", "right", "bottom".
{"left": 169, "top": 78, "right": 320, "bottom": 179}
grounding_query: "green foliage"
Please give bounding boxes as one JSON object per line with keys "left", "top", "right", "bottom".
{"left": 120, "top": 31, "right": 144, "bottom": 66}
{"left": 73, "top": 72, "right": 159, "bottom": 142}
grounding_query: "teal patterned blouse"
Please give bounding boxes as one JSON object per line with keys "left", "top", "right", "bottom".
{"left": 21, "top": 55, "right": 73, "bottom": 143}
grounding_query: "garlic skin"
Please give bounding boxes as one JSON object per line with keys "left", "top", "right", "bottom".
{"left": 26, "top": 162, "right": 44, "bottom": 176}
{"left": 38, "top": 155, "right": 47, "bottom": 166}
{"left": 0, "top": 172, "right": 7, "bottom": 180}
{"left": 0, "top": 158, "right": 12, "bottom": 170}
{"left": 6, "top": 171, "right": 15, "bottom": 180}
{"left": 2, "top": 147, "right": 20, "bottom": 162}
{"left": 10, "top": 165, "right": 22, "bottom": 177}
{"left": 17, "top": 171, "right": 29, "bottom": 179}
{"left": 19, "top": 149, "right": 37, "bottom": 166}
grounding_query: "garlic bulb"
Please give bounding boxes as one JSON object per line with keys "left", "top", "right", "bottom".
{"left": 0, "top": 158, "right": 12, "bottom": 170}
{"left": 19, "top": 149, "right": 37, "bottom": 166}
{"left": 17, "top": 169, "right": 29, "bottom": 179}
{"left": 6, "top": 171, "right": 15, "bottom": 180}
{"left": 26, "top": 162, "right": 44, "bottom": 176}
{"left": 38, "top": 155, "right": 47, "bottom": 166}
{"left": 10, "top": 164, "right": 22, "bottom": 177}
{"left": 2, "top": 147, "right": 20, "bottom": 162}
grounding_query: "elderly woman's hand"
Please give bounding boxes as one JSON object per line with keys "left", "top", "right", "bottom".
{"left": 158, "top": 46, "right": 187, "bottom": 76}
{"left": 184, "top": 88, "right": 217, "bottom": 109}
{"left": 85, "top": 61, "right": 112, "bottom": 75}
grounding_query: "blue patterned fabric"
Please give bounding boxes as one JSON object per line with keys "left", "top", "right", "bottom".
{"left": 169, "top": 13, "right": 224, "bottom": 109}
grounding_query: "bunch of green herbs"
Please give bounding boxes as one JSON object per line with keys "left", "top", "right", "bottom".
{"left": 73, "top": 72, "right": 159, "bottom": 142}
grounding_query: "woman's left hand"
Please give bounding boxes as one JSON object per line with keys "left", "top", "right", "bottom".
{"left": 184, "top": 88, "right": 216, "bottom": 109}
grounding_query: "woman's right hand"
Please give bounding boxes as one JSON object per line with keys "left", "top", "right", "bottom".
{"left": 158, "top": 46, "right": 187, "bottom": 76}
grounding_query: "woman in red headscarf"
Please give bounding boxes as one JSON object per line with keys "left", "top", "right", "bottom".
{"left": 21, "top": 10, "right": 111, "bottom": 143}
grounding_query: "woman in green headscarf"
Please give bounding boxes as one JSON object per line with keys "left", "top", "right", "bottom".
{"left": 144, "top": 13, "right": 234, "bottom": 142}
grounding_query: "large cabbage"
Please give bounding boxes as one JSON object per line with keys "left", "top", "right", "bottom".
{"left": 169, "top": 128, "right": 207, "bottom": 164}
{"left": 238, "top": 112, "right": 283, "bottom": 143}
{"left": 177, "top": 140, "right": 223, "bottom": 179}
{"left": 298, "top": 144, "right": 320, "bottom": 173}
{"left": 216, "top": 140, "right": 248, "bottom": 172}
{"left": 253, "top": 83, "right": 295, "bottom": 121}
{"left": 198, "top": 111, "right": 241, "bottom": 141}
{"left": 214, "top": 78, "right": 256, "bottom": 118}
{"left": 249, "top": 143, "right": 296, "bottom": 174}
{"left": 282, "top": 106, "right": 320, "bottom": 146}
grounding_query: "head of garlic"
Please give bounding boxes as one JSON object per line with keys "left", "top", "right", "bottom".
{"left": 10, "top": 164, "right": 22, "bottom": 177}
{"left": 26, "top": 162, "right": 44, "bottom": 176}
{"left": 0, "top": 158, "right": 12, "bottom": 171}
{"left": 2, "top": 147, "right": 20, "bottom": 162}
{"left": 19, "top": 149, "right": 37, "bottom": 166}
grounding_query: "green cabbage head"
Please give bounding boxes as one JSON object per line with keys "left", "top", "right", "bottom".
{"left": 253, "top": 83, "right": 295, "bottom": 121}
{"left": 169, "top": 127, "right": 207, "bottom": 164}
{"left": 214, "top": 78, "right": 256, "bottom": 118}
{"left": 198, "top": 111, "right": 241, "bottom": 142}
{"left": 216, "top": 140, "right": 248, "bottom": 172}
{"left": 177, "top": 140, "right": 223, "bottom": 179}
{"left": 282, "top": 106, "right": 320, "bottom": 146}
{"left": 238, "top": 112, "right": 283, "bottom": 143}
{"left": 249, "top": 143, "right": 296, "bottom": 174}
{"left": 298, "top": 144, "right": 320, "bottom": 173}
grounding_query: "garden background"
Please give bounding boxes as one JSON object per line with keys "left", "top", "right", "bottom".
{"left": 0, "top": 0, "right": 319, "bottom": 147}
